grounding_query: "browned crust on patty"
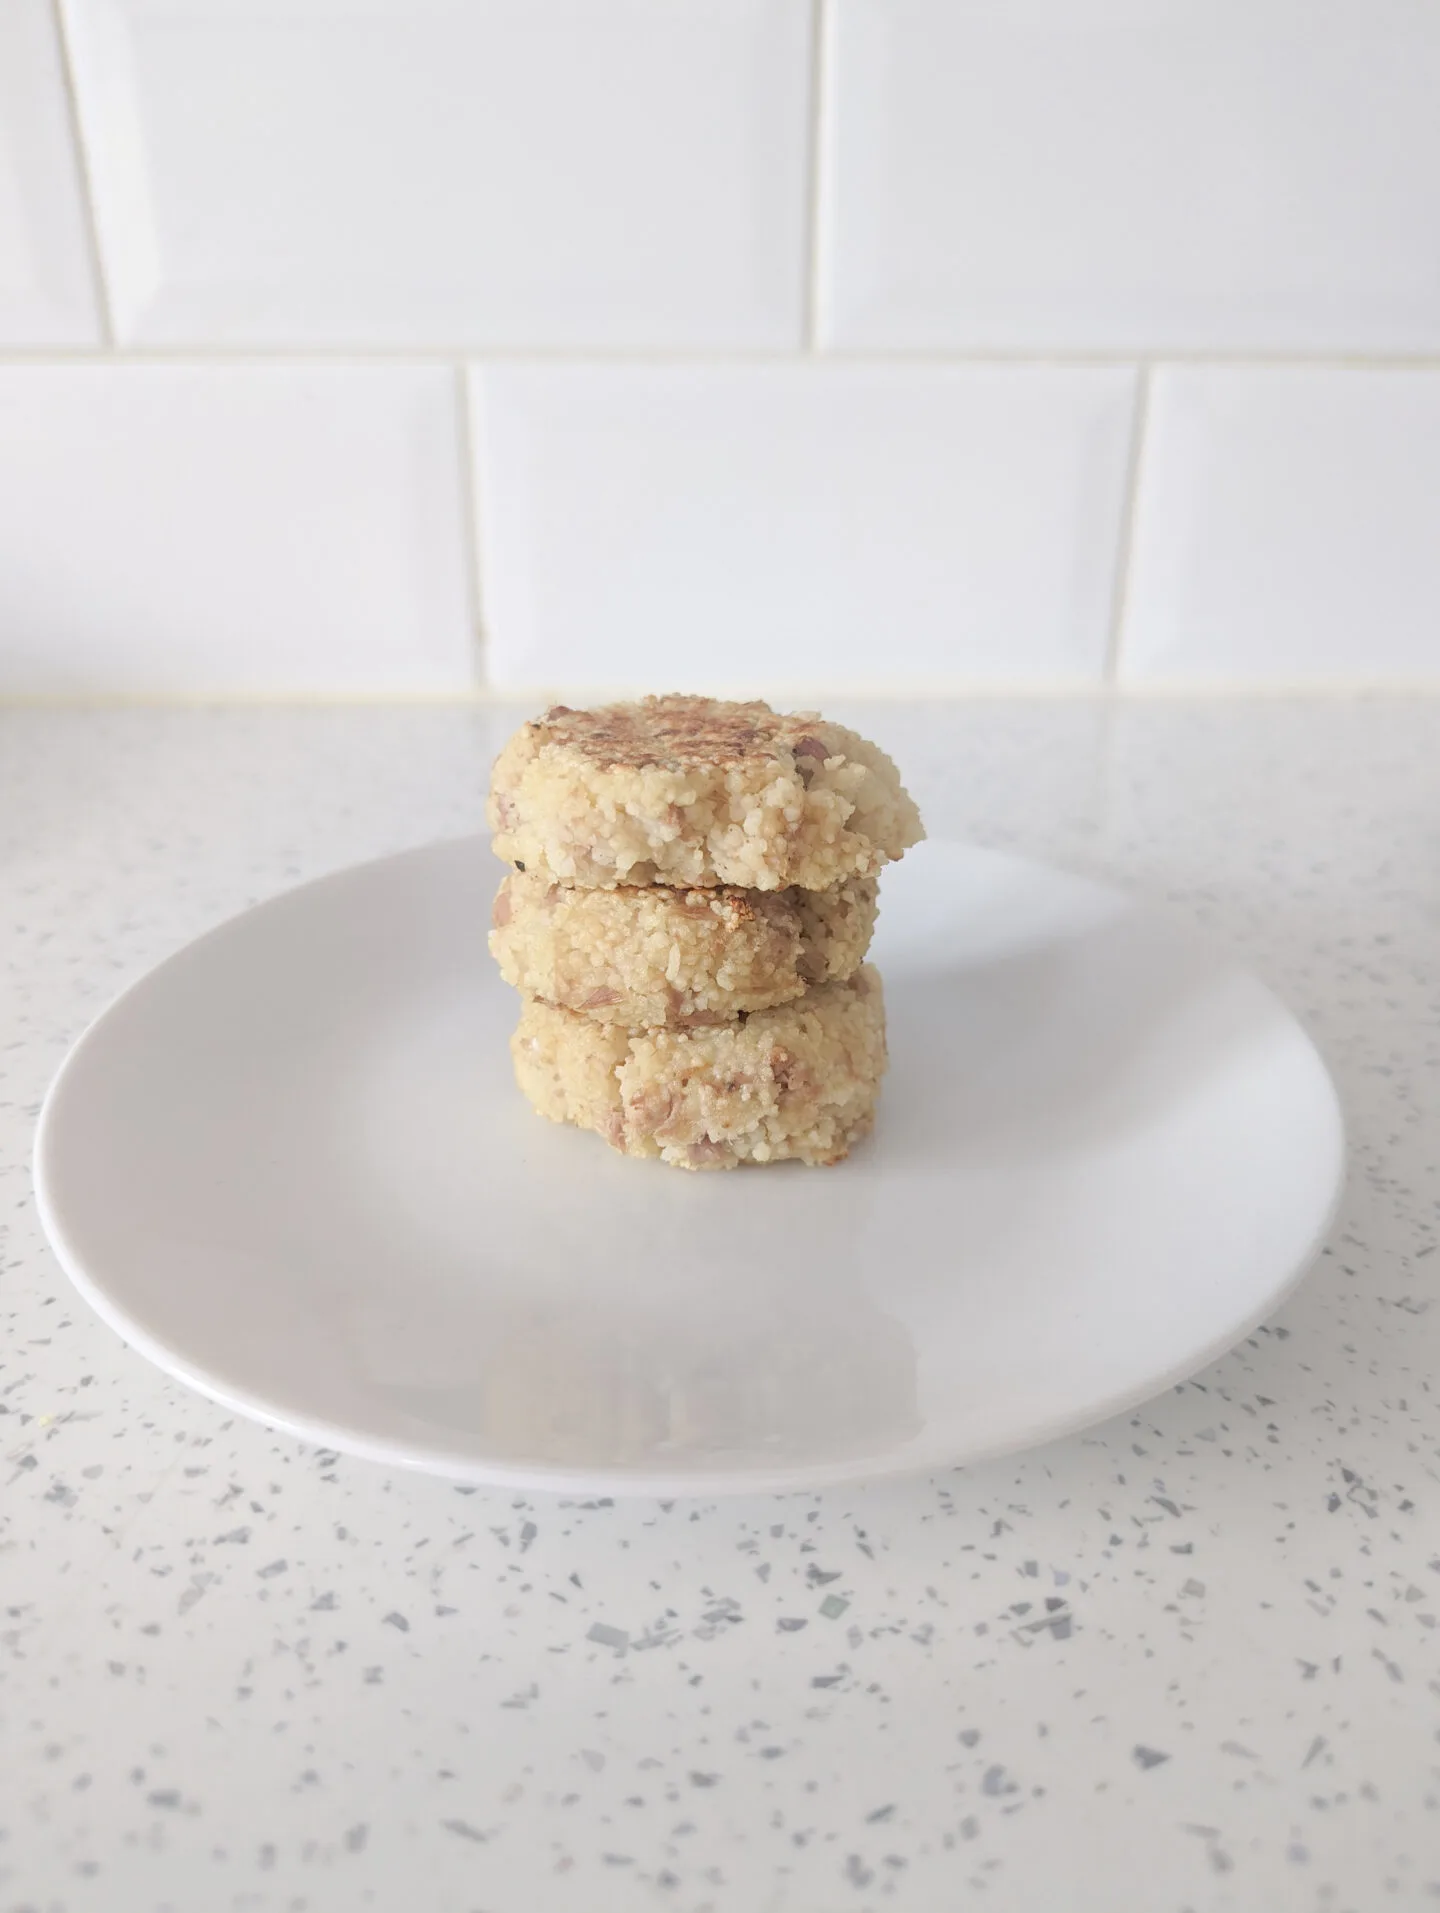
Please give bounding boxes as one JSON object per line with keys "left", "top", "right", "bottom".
{"left": 533, "top": 696, "right": 814, "bottom": 773}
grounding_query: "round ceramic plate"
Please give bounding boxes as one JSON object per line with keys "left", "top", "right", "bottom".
{"left": 34, "top": 839, "right": 1343, "bottom": 1497}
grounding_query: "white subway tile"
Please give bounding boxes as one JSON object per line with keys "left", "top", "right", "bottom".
{"left": 823, "top": 0, "right": 1440, "bottom": 352}
{"left": 0, "top": 1, "right": 102, "bottom": 344}
{"left": 0, "top": 366, "right": 474, "bottom": 694}
{"left": 1122, "top": 368, "right": 1440, "bottom": 684}
{"left": 472, "top": 364, "right": 1137, "bottom": 692}
{"left": 63, "top": 0, "right": 810, "bottom": 350}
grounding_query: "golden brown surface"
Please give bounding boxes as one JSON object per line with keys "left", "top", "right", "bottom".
{"left": 529, "top": 696, "right": 809, "bottom": 773}
{"left": 491, "top": 871, "right": 878, "bottom": 1028}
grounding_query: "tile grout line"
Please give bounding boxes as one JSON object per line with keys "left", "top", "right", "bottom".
{"left": 51, "top": 0, "right": 117, "bottom": 350}
{"left": 800, "top": 0, "right": 831, "bottom": 354}
{"left": 5, "top": 682, "right": 1440, "bottom": 711}
{"left": 1103, "top": 363, "right": 1153, "bottom": 686}
{"left": 453, "top": 365, "right": 489, "bottom": 691}
{"left": 1, "top": 344, "right": 1440, "bottom": 370}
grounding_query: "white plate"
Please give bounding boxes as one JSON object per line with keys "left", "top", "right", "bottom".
{"left": 34, "top": 839, "right": 1344, "bottom": 1497}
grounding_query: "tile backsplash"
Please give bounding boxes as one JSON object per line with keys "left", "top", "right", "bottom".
{"left": 0, "top": 2, "right": 101, "bottom": 345}
{"left": 66, "top": 0, "right": 813, "bottom": 349}
{"left": 1124, "top": 367, "right": 1440, "bottom": 685}
{"left": 0, "top": 364, "right": 474, "bottom": 694}
{"left": 820, "top": 0, "right": 1440, "bottom": 355}
{"left": 2, "top": 0, "right": 1438, "bottom": 696}
{"left": 475, "top": 364, "right": 1138, "bottom": 691}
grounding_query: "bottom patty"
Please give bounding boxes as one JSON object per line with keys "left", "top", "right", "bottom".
{"left": 511, "top": 966, "right": 886, "bottom": 1170}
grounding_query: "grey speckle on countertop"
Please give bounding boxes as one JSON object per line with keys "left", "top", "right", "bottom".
{"left": 3, "top": 697, "right": 1439, "bottom": 1913}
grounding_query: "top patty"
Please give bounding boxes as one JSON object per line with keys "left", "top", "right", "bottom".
{"left": 487, "top": 694, "right": 924, "bottom": 891}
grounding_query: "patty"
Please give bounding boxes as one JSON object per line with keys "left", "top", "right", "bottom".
{"left": 510, "top": 966, "right": 887, "bottom": 1170}
{"left": 491, "top": 870, "right": 878, "bottom": 1028}
{"left": 487, "top": 694, "right": 923, "bottom": 891}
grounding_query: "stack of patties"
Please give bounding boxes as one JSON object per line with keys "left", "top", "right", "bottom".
{"left": 487, "top": 695, "right": 924, "bottom": 1170}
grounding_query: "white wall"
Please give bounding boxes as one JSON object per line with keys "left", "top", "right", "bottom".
{"left": 3, "top": 0, "right": 1440, "bottom": 696}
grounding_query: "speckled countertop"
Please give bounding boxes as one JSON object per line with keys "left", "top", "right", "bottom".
{"left": 2, "top": 698, "right": 1438, "bottom": 1913}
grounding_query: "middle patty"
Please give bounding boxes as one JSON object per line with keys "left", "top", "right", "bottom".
{"left": 490, "top": 869, "right": 879, "bottom": 1029}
